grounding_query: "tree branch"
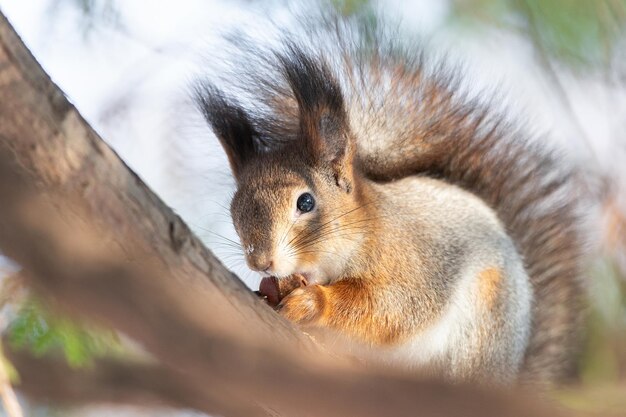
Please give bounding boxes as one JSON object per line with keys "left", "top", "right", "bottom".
{"left": 0, "top": 8, "right": 307, "bottom": 349}
{"left": 6, "top": 349, "right": 266, "bottom": 417}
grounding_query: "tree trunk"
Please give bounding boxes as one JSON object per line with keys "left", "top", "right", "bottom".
{"left": 0, "top": 10, "right": 308, "bottom": 349}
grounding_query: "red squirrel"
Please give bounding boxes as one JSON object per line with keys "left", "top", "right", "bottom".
{"left": 195, "top": 16, "right": 584, "bottom": 385}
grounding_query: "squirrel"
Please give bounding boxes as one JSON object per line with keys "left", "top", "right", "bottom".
{"left": 194, "top": 15, "right": 584, "bottom": 386}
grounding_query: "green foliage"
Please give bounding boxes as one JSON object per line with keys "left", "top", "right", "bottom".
{"left": 553, "top": 384, "right": 626, "bottom": 414}
{"left": 330, "top": 0, "right": 626, "bottom": 72}
{"left": 578, "top": 258, "right": 626, "bottom": 383}
{"left": 450, "top": 0, "right": 626, "bottom": 71}
{"left": 551, "top": 257, "right": 626, "bottom": 413}
{"left": 0, "top": 343, "right": 19, "bottom": 383}
{"left": 7, "top": 298, "right": 121, "bottom": 368}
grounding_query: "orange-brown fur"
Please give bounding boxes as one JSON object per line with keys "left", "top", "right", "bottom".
{"left": 280, "top": 279, "right": 415, "bottom": 347}
{"left": 479, "top": 268, "right": 502, "bottom": 311}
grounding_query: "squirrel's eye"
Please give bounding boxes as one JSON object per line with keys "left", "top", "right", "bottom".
{"left": 296, "top": 192, "right": 315, "bottom": 213}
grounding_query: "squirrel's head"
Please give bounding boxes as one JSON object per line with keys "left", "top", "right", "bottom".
{"left": 197, "top": 48, "right": 368, "bottom": 284}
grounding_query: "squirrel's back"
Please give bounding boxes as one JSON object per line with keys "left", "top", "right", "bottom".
{"left": 205, "top": 13, "right": 585, "bottom": 384}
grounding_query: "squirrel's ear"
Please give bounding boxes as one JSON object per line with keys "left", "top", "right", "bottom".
{"left": 195, "top": 84, "right": 257, "bottom": 179}
{"left": 278, "top": 47, "right": 355, "bottom": 192}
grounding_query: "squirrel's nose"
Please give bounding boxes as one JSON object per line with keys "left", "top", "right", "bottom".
{"left": 261, "top": 261, "right": 273, "bottom": 273}
{"left": 249, "top": 256, "right": 273, "bottom": 273}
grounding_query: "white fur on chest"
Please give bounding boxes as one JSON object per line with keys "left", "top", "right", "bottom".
{"left": 380, "top": 256, "right": 532, "bottom": 383}
{"left": 384, "top": 269, "right": 476, "bottom": 369}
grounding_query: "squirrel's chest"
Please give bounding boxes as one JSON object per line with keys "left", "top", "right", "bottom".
{"left": 380, "top": 268, "right": 477, "bottom": 369}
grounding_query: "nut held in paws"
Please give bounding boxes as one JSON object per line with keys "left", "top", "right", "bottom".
{"left": 258, "top": 274, "right": 308, "bottom": 307}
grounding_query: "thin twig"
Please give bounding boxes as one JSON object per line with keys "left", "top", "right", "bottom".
{"left": 0, "top": 349, "right": 23, "bottom": 417}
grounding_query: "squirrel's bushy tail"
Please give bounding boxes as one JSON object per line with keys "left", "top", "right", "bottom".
{"left": 355, "top": 74, "right": 585, "bottom": 383}
{"left": 211, "top": 13, "right": 585, "bottom": 384}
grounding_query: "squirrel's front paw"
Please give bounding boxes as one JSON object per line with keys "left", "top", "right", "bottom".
{"left": 277, "top": 285, "right": 327, "bottom": 325}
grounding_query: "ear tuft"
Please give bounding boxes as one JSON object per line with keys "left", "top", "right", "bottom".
{"left": 276, "top": 44, "right": 354, "bottom": 186}
{"left": 276, "top": 44, "right": 345, "bottom": 127}
{"left": 194, "top": 83, "right": 258, "bottom": 179}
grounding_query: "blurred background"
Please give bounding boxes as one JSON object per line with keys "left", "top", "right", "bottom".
{"left": 0, "top": 0, "right": 625, "bottom": 415}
